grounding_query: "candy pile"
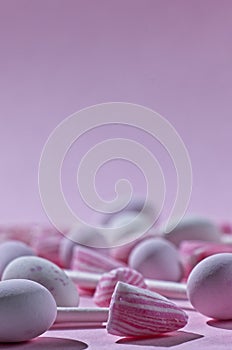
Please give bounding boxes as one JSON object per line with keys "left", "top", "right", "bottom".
{"left": 0, "top": 201, "right": 232, "bottom": 343}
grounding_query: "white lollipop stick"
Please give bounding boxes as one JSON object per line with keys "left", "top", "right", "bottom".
{"left": 56, "top": 307, "right": 108, "bottom": 323}
{"left": 146, "top": 279, "right": 187, "bottom": 299}
{"left": 64, "top": 269, "right": 187, "bottom": 299}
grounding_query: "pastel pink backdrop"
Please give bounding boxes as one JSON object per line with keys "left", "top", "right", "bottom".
{"left": 0, "top": 0, "right": 231, "bottom": 225}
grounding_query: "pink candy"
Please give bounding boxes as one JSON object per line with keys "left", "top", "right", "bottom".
{"left": 30, "top": 227, "right": 63, "bottom": 266}
{"left": 93, "top": 267, "right": 147, "bottom": 307}
{"left": 180, "top": 240, "right": 232, "bottom": 278}
{"left": 107, "top": 282, "right": 188, "bottom": 337}
{"left": 110, "top": 233, "right": 156, "bottom": 264}
{"left": 71, "top": 246, "right": 124, "bottom": 274}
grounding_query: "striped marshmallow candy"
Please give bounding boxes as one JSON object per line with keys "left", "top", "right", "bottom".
{"left": 93, "top": 267, "right": 147, "bottom": 307}
{"left": 71, "top": 246, "right": 125, "bottom": 274}
{"left": 107, "top": 282, "right": 188, "bottom": 337}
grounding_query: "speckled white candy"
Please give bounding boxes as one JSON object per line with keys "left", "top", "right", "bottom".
{"left": 187, "top": 253, "right": 232, "bottom": 320}
{"left": 0, "top": 279, "right": 57, "bottom": 342}
{"left": 2, "top": 256, "right": 79, "bottom": 307}
{"left": 0, "top": 240, "right": 35, "bottom": 277}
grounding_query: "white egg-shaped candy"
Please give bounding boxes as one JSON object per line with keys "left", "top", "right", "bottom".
{"left": 0, "top": 240, "right": 35, "bottom": 277}
{"left": 2, "top": 256, "right": 79, "bottom": 307}
{"left": 0, "top": 279, "right": 57, "bottom": 342}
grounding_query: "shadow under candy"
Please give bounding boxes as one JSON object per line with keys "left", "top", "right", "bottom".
{"left": 207, "top": 319, "right": 232, "bottom": 330}
{"left": 51, "top": 322, "right": 106, "bottom": 330}
{"left": 116, "top": 330, "right": 203, "bottom": 347}
{"left": 0, "top": 337, "right": 88, "bottom": 350}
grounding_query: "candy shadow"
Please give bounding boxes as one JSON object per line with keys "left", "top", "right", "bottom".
{"left": 207, "top": 319, "right": 232, "bottom": 330}
{"left": 116, "top": 331, "right": 203, "bottom": 347}
{"left": 0, "top": 337, "right": 88, "bottom": 350}
{"left": 51, "top": 322, "right": 105, "bottom": 330}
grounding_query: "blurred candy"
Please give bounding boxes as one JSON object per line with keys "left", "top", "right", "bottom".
{"left": 220, "top": 223, "right": 232, "bottom": 235}
{"left": 163, "top": 217, "right": 220, "bottom": 247}
{"left": 96, "top": 196, "right": 157, "bottom": 226}
{"left": 110, "top": 232, "right": 157, "bottom": 264}
{"left": 71, "top": 246, "right": 124, "bottom": 274}
{"left": 59, "top": 225, "right": 108, "bottom": 268}
{"left": 93, "top": 267, "right": 146, "bottom": 307}
{"left": 180, "top": 240, "right": 232, "bottom": 278}
{"left": 0, "top": 240, "right": 35, "bottom": 277}
{"left": 106, "top": 209, "right": 157, "bottom": 251}
{"left": 30, "top": 226, "right": 63, "bottom": 266}
{"left": 129, "top": 238, "right": 183, "bottom": 282}
{"left": 107, "top": 282, "right": 188, "bottom": 337}
{"left": 0, "top": 224, "right": 38, "bottom": 244}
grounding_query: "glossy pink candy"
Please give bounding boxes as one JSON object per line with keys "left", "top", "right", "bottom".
{"left": 71, "top": 246, "right": 124, "bottom": 274}
{"left": 107, "top": 282, "right": 188, "bottom": 337}
{"left": 93, "top": 267, "right": 147, "bottom": 307}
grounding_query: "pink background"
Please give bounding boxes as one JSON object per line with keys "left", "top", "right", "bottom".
{"left": 0, "top": 0, "right": 231, "bottom": 225}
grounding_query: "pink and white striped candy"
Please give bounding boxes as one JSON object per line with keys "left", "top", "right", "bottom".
{"left": 180, "top": 240, "right": 232, "bottom": 279}
{"left": 107, "top": 282, "right": 188, "bottom": 337}
{"left": 30, "top": 227, "right": 63, "bottom": 267}
{"left": 93, "top": 267, "right": 147, "bottom": 307}
{"left": 71, "top": 246, "right": 125, "bottom": 274}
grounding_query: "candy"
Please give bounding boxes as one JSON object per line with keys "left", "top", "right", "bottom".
{"left": 129, "top": 238, "right": 183, "bottom": 282}
{"left": 59, "top": 225, "right": 108, "bottom": 268}
{"left": 164, "top": 216, "right": 220, "bottom": 247}
{"left": 66, "top": 269, "right": 187, "bottom": 299}
{"left": 30, "top": 226, "right": 63, "bottom": 266}
{"left": 105, "top": 211, "right": 154, "bottom": 247}
{"left": 71, "top": 246, "right": 124, "bottom": 274}
{"left": 108, "top": 210, "right": 158, "bottom": 262}
{"left": 0, "top": 279, "right": 56, "bottom": 342}
{"left": 110, "top": 233, "right": 155, "bottom": 263}
{"left": 0, "top": 240, "right": 35, "bottom": 277}
{"left": 93, "top": 267, "right": 147, "bottom": 307}
{"left": 106, "top": 282, "right": 188, "bottom": 337}
{"left": 187, "top": 253, "right": 232, "bottom": 319}
{"left": 96, "top": 196, "right": 157, "bottom": 226}
{"left": 180, "top": 240, "right": 232, "bottom": 278}
{"left": 220, "top": 222, "right": 232, "bottom": 235}
{"left": 0, "top": 224, "right": 37, "bottom": 244}
{"left": 2, "top": 256, "right": 79, "bottom": 307}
